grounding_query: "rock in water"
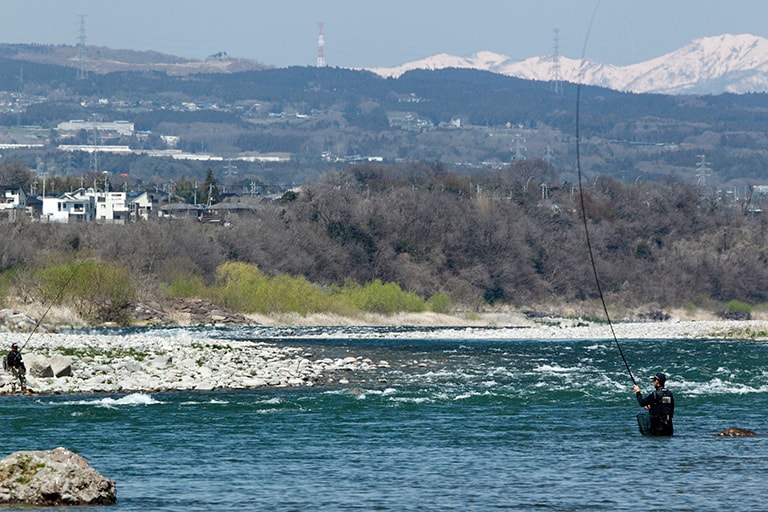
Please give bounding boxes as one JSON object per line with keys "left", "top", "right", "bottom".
{"left": 715, "top": 427, "right": 757, "bottom": 437}
{"left": 0, "top": 447, "right": 116, "bottom": 505}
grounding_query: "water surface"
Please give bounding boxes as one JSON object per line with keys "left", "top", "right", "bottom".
{"left": 2, "top": 329, "right": 767, "bottom": 511}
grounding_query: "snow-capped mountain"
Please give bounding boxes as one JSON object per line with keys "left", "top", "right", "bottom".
{"left": 367, "top": 34, "right": 768, "bottom": 95}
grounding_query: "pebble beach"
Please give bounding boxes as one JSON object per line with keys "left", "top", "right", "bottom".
{"left": 0, "top": 329, "right": 387, "bottom": 395}
{"left": 1, "top": 313, "right": 767, "bottom": 396}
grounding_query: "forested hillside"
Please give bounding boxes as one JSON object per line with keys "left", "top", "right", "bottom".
{"left": 3, "top": 52, "right": 768, "bottom": 188}
{"left": 2, "top": 160, "right": 766, "bottom": 320}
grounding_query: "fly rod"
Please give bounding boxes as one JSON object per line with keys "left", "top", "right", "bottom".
{"left": 575, "top": 0, "right": 637, "bottom": 386}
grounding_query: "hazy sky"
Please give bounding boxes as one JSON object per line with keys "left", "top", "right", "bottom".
{"left": 3, "top": 1, "right": 768, "bottom": 68}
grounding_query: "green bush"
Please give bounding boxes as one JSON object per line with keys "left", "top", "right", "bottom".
{"left": 427, "top": 293, "right": 451, "bottom": 314}
{"left": 37, "top": 259, "right": 135, "bottom": 324}
{"left": 214, "top": 261, "right": 337, "bottom": 315}
{"left": 164, "top": 275, "right": 208, "bottom": 298}
{"left": 337, "top": 279, "right": 425, "bottom": 315}
{"left": 1, "top": 265, "right": 39, "bottom": 305}
{"left": 722, "top": 299, "right": 752, "bottom": 321}
{"left": 163, "top": 262, "right": 441, "bottom": 318}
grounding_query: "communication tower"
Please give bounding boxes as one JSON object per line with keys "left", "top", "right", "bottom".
{"left": 77, "top": 15, "right": 88, "bottom": 80}
{"left": 316, "top": 22, "right": 327, "bottom": 67}
{"left": 550, "top": 28, "right": 562, "bottom": 95}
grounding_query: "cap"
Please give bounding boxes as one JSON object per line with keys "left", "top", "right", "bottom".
{"left": 11, "top": 343, "right": 18, "bottom": 349}
{"left": 650, "top": 372, "right": 666, "bottom": 385}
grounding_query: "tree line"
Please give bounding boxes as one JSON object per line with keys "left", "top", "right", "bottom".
{"left": 1, "top": 159, "right": 766, "bottom": 319}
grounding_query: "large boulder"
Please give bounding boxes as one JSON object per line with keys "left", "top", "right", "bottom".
{"left": 0, "top": 447, "right": 116, "bottom": 506}
{"left": 24, "top": 353, "right": 54, "bottom": 378}
{"left": 49, "top": 354, "right": 74, "bottom": 377}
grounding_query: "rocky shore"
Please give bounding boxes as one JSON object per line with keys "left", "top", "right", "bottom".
{"left": 0, "top": 329, "right": 388, "bottom": 396}
{"left": 1, "top": 303, "right": 767, "bottom": 396}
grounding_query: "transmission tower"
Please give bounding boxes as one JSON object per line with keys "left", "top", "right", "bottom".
{"left": 550, "top": 28, "right": 562, "bottom": 96}
{"left": 316, "top": 22, "right": 326, "bottom": 67}
{"left": 513, "top": 128, "right": 527, "bottom": 160}
{"left": 543, "top": 144, "right": 555, "bottom": 164}
{"left": 696, "top": 154, "right": 712, "bottom": 187}
{"left": 89, "top": 130, "right": 101, "bottom": 176}
{"left": 77, "top": 15, "right": 88, "bottom": 80}
{"left": 16, "top": 68, "right": 23, "bottom": 127}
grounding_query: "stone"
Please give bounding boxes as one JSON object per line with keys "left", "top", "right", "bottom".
{"left": 714, "top": 427, "right": 757, "bottom": 437}
{"left": 0, "top": 447, "right": 116, "bottom": 506}
{"left": 24, "top": 353, "right": 54, "bottom": 378}
{"left": 49, "top": 354, "right": 73, "bottom": 377}
{"left": 119, "top": 361, "right": 144, "bottom": 373}
{"left": 150, "top": 355, "right": 173, "bottom": 368}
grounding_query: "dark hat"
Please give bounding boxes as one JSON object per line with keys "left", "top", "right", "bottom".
{"left": 10, "top": 343, "right": 18, "bottom": 349}
{"left": 650, "top": 372, "right": 666, "bottom": 385}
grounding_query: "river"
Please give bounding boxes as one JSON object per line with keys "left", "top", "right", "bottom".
{"left": 2, "top": 327, "right": 767, "bottom": 511}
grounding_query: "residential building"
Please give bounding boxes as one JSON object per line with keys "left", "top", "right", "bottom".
{"left": 94, "top": 191, "right": 130, "bottom": 223}
{"left": 130, "top": 191, "right": 164, "bottom": 221}
{"left": 0, "top": 186, "right": 26, "bottom": 210}
{"left": 42, "top": 191, "right": 95, "bottom": 223}
{"left": 0, "top": 186, "right": 27, "bottom": 221}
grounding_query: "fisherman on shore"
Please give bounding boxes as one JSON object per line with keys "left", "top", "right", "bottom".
{"left": 634, "top": 372, "right": 674, "bottom": 436}
{"left": 5, "top": 343, "right": 27, "bottom": 394}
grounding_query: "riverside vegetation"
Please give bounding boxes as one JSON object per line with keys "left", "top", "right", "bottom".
{"left": 1, "top": 159, "right": 767, "bottom": 327}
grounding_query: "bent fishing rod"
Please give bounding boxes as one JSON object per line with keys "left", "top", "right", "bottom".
{"left": 575, "top": 1, "right": 637, "bottom": 386}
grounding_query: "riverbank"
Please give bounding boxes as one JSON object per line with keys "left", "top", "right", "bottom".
{"left": 1, "top": 329, "right": 389, "bottom": 396}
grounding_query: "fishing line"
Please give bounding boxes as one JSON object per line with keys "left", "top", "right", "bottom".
{"left": 575, "top": 1, "right": 637, "bottom": 386}
{"left": 21, "top": 257, "right": 86, "bottom": 351}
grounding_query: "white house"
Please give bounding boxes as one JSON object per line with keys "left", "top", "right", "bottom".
{"left": 42, "top": 192, "right": 95, "bottom": 223}
{"left": 0, "top": 186, "right": 27, "bottom": 221}
{"left": 90, "top": 190, "right": 130, "bottom": 223}
{"left": 130, "top": 191, "right": 163, "bottom": 221}
{"left": 0, "top": 186, "right": 26, "bottom": 210}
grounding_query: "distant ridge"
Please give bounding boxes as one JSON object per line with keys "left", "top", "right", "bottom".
{"left": 5, "top": 34, "right": 768, "bottom": 94}
{"left": 0, "top": 43, "right": 270, "bottom": 75}
{"left": 365, "top": 34, "right": 768, "bottom": 95}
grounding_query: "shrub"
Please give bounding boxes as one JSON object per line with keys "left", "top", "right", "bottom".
{"left": 37, "top": 259, "right": 135, "bottom": 324}
{"left": 164, "top": 275, "right": 208, "bottom": 298}
{"left": 162, "top": 262, "right": 438, "bottom": 318}
{"left": 427, "top": 293, "right": 451, "bottom": 314}
{"left": 213, "top": 261, "right": 336, "bottom": 315}
{"left": 0, "top": 265, "right": 39, "bottom": 305}
{"left": 337, "top": 279, "right": 425, "bottom": 315}
{"left": 720, "top": 299, "right": 752, "bottom": 320}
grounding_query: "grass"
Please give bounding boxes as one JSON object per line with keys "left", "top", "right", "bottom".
{"left": 708, "top": 327, "right": 768, "bottom": 340}
{"left": 55, "top": 346, "right": 154, "bottom": 362}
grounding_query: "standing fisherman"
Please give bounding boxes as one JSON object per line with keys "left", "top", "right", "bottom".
{"left": 634, "top": 372, "right": 674, "bottom": 436}
{"left": 6, "top": 343, "right": 27, "bottom": 394}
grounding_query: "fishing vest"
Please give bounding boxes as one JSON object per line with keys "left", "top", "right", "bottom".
{"left": 653, "top": 387, "right": 674, "bottom": 419}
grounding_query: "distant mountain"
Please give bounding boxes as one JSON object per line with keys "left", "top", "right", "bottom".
{"left": 366, "top": 34, "right": 768, "bottom": 95}
{"left": 0, "top": 43, "right": 269, "bottom": 75}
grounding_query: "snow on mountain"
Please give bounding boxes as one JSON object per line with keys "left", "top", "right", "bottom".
{"left": 366, "top": 34, "right": 768, "bottom": 95}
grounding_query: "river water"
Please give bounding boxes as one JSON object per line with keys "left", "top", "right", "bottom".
{"left": 2, "top": 326, "right": 768, "bottom": 511}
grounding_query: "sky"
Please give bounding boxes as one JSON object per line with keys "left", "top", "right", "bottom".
{"left": 2, "top": 1, "right": 768, "bottom": 69}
